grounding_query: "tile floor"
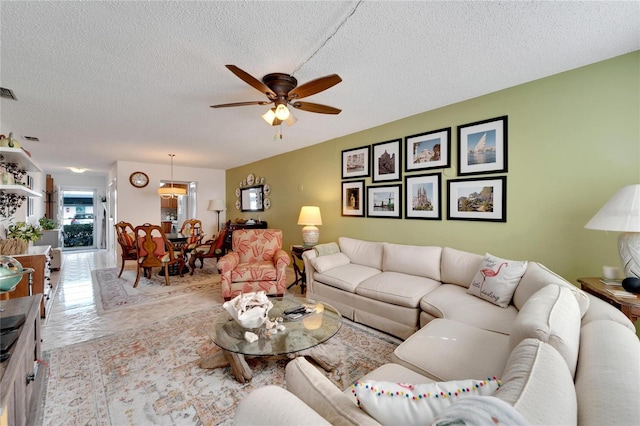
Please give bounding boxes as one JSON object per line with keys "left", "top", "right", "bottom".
{"left": 41, "top": 250, "right": 301, "bottom": 352}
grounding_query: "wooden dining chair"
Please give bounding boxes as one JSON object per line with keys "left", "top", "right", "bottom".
{"left": 133, "top": 223, "right": 185, "bottom": 287}
{"left": 189, "top": 221, "right": 230, "bottom": 275}
{"left": 114, "top": 221, "right": 137, "bottom": 277}
{"left": 179, "top": 219, "right": 205, "bottom": 252}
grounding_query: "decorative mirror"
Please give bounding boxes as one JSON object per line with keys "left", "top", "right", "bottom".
{"left": 240, "top": 185, "right": 264, "bottom": 212}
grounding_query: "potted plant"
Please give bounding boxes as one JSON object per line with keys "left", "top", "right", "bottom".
{"left": 2, "top": 221, "right": 43, "bottom": 254}
{"left": 39, "top": 217, "right": 60, "bottom": 230}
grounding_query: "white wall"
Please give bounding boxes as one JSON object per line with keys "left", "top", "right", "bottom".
{"left": 115, "top": 161, "right": 226, "bottom": 238}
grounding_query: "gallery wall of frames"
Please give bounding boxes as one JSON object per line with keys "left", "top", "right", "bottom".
{"left": 340, "top": 115, "right": 508, "bottom": 223}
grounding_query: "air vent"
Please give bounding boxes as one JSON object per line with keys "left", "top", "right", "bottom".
{"left": 23, "top": 136, "right": 40, "bottom": 142}
{"left": 0, "top": 87, "right": 17, "bottom": 100}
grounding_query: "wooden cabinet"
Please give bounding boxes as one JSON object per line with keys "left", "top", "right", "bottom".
{"left": 7, "top": 246, "right": 52, "bottom": 318}
{"left": 0, "top": 295, "right": 44, "bottom": 426}
{"left": 160, "top": 197, "right": 177, "bottom": 209}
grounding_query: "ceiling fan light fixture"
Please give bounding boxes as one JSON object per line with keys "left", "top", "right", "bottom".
{"left": 275, "top": 103, "right": 290, "bottom": 120}
{"left": 286, "top": 111, "right": 297, "bottom": 126}
{"left": 262, "top": 108, "right": 277, "bottom": 125}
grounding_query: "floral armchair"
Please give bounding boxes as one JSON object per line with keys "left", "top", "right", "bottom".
{"left": 217, "top": 229, "right": 290, "bottom": 300}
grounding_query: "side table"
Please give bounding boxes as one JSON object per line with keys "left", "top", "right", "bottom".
{"left": 577, "top": 277, "right": 640, "bottom": 323}
{"left": 289, "top": 245, "right": 314, "bottom": 294}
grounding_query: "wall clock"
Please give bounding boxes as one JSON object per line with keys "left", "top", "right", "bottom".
{"left": 129, "top": 171, "right": 149, "bottom": 188}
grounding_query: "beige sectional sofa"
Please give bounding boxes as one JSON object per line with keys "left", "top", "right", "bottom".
{"left": 233, "top": 237, "right": 640, "bottom": 425}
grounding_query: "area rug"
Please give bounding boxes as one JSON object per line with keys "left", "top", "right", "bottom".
{"left": 41, "top": 308, "right": 400, "bottom": 425}
{"left": 93, "top": 263, "right": 221, "bottom": 314}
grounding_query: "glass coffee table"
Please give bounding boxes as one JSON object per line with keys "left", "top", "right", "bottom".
{"left": 199, "top": 297, "right": 342, "bottom": 383}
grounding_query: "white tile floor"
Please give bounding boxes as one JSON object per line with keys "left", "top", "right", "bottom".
{"left": 41, "top": 250, "right": 301, "bottom": 352}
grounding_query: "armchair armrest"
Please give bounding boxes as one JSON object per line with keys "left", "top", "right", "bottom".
{"left": 217, "top": 251, "right": 240, "bottom": 273}
{"left": 273, "top": 249, "right": 291, "bottom": 269}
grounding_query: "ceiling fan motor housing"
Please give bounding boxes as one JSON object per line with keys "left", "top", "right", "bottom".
{"left": 262, "top": 73, "right": 298, "bottom": 99}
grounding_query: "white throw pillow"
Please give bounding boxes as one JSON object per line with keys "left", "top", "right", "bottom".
{"left": 351, "top": 377, "right": 501, "bottom": 425}
{"left": 467, "top": 253, "right": 528, "bottom": 308}
{"left": 309, "top": 252, "right": 350, "bottom": 273}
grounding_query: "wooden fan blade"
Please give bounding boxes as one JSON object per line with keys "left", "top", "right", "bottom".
{"left": 210, "top": 101, "right": 271, "bottom": 108}
{"left": 288, "top": 74, "right": 342, "bottom": 100}
{"left": 291, "top": 101, "right": 341, "bottom": 114}
{"left": 226, "top": 65, "right": 276, "bottom": 99}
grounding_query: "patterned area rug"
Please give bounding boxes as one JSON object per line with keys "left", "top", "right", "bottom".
{"left": 41, "top": 308, "right": 400, "bottom": 425}
{"left": 93, "top": 264, "right": 221, "bottom": 313}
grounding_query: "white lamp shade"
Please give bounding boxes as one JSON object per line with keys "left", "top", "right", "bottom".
{"left": 297, "top": 206, "right": 322, "bottom": 225}
{"left": 585, "top": 184, "right": 640, "bottom": 232}
{"left": 207, "top": 199, "right": 226, "bottom": 211}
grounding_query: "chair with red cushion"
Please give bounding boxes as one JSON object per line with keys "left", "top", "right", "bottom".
{"left": 216, "top": 228, "right": 291, "bottom": 300}
{"left": 114, "top": 221, "right": 137, "bottom": 277}
{"left": 133, "top": 223, "right": 185, "bottom": 287}
{"left": 189, "top": 220, "right": 230, "bottom": 275}
{"left": 179, "top": 219, "right": 205, "bottom": 252}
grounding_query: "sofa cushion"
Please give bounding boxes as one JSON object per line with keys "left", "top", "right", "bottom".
{"left": 234, "top": 385, "right": 331, "bottom": 425}
{"left": 231, "top": 260, "right": 277, "bottom": 282}
{"left": 352, "top": 377, "right": 501, "bottom": 426}
{"left": 467, "top": 253, "right": 528, "bottom": 308}
{"left": 382, "top": 243, "right": 442, "bottom": 281}
{"left": 575, "top": 320, "right": 640, "bottom": 426}
{"left": 339, "top": 237, "right": 386, "bottom": 270}
{"left": 356, "top": 272, "right": 440, "bottom": 308}
{"left": 420, "top": 284, "right": 517, "bottom": 335}
{"left": 309, "top": 252, "right": 351, "bottom": 273}
{"left": 508, "top": 284, "right": 581, "bottom": 377}
{"left": 440, "top": 247, "right": 484, "bottom": 288}
{"left": 514, "top": 261, "right": 589, "bottom": 315}
{"left": 285, "top": 357, "right": 380, "bottom": 426}
{"left": 392, "top": 319, "right": 511, "bottom": 381}
{"left": 313, "top": 264, "right": 381, "bottom": 293}
{"left": 494, "top": 338, "right": 577, "bottom": 425}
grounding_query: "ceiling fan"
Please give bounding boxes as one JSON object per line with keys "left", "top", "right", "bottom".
{"left": 210, "top": 65, "right": 342, "bottom": 126}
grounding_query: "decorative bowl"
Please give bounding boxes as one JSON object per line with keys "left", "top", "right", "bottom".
{"left": 0, "top": 255, "right": 24, "bottom": 292}
{"left": 223, "top": 291, "right": 273, "bottom": 329}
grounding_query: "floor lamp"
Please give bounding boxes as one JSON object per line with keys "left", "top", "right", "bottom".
{"left": 207, "top": 200, "right": 226, "bottom": 234}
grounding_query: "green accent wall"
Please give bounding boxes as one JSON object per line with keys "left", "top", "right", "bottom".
{"left": 226, "top": 52, "right": 639, "bottom": 289}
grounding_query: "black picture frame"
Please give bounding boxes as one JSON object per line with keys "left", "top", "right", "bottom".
{"left": 342, "top": 180, "right": 365, "bottom": 217}
{"left": 447, "top": 176, "right": 507, "bottom": 222}
{"left": 367, "top": 184, "right": 402, "bottom": 218}
{"left": 457, "top": 116, "right": 508, "bottom": 175}
{"left": 404, "top": 173, "right": 441, "bottom": 220}
{"left": 341, "top": 146, "right": 370, "bottom": 179}
{"left": 372, "top": 139, "right": 402, "bottom": 182}
{"left": 405, "top": 128, "right": 451, "bottom": 171}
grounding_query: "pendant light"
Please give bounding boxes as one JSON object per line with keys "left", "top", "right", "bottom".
{"left": 157, "top": 154, "right": 187, "bottom": 199}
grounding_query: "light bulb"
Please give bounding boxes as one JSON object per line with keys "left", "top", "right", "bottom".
{"left": 275, "top": 103, "right": 290, "bottom": 120}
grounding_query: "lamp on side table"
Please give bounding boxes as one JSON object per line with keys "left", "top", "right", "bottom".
{"left": 208, "top": 199, "right": 226, "bottom": 234}
{"left": 585, "top": 184, "right": 640, "bottom": 284}
{"left": 297, "top": 206, "right": 322, "bottom": 247}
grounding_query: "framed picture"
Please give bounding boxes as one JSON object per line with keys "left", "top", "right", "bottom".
{"left": 457, "top": 115, "right": 508, "bottom": 175}
{"left": 367, "top": 184, "right": 402, "bottom": 218}
{"left": 405, "top": 128, "right": 451, "bottom": 171}
{"left": 404, "top": 173, "right": 441, "bottom": 220}
{"left": 342, "top": 180, "right": 365, "bottom": 217}
{"left": 447, "top": 176, "right": 506, "bottom": 222}
{"left": 372, "top": 139, "right": 402, "bottom": 182}
{"left": 341, "top": 146, "right": 370, "bottom": 179}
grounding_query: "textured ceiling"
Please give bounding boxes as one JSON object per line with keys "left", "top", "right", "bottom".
{"left": 1, "top": 1, "right": 638, "bottom": 175}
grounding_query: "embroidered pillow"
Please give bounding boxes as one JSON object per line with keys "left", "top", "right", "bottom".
{"left": 309, "top": 252, "right": 350, "bottom": 273}
{"left": 351, "top": 377, "right": 501, "bottom": 425}
{"left": 467, "top": 253, "right": 528, "bottom": 308}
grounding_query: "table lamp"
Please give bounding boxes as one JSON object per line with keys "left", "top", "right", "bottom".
{"left": 297, "top": 206, "right": 322, "bottom": 247}
{"left": 585, "top": 184, "right": 640, "bottom": 279}
{"left": 207, "top": 199, "right": 226, "bottom": 234}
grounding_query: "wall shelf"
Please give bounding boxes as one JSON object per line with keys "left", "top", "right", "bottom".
{"left": 0, "top": 147, "right": 42, "bottom": 172}
{"left": 0, "top": 184, "right": 42, "bottom": 197}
